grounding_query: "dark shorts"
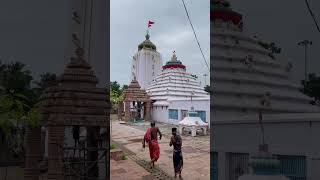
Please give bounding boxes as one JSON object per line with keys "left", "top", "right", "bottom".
{"left": 173, "top": 150, "right": 183, "bottom": 173}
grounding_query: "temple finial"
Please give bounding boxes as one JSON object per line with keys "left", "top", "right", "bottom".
{"left": 145, "top": 30, "right": 150, "bottom": 40}
{"left": 171, "top": 51, "right": 177, "bottom": 61}
{"left": 75, "top": 47, "right": 84, "bottom": 58}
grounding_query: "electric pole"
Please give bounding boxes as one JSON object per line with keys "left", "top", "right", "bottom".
{"left": 203, "top": 73, "right": 208, "bottom": 86}
{"left": 298, "top": 40, "right": 312, "bottom": 84}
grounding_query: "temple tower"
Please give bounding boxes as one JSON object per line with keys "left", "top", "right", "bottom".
{"left": 211, "top": 0, "right": 320, "bottom": 180}
{"left": 132, "top": 32, "right": 162, "bottom": 89}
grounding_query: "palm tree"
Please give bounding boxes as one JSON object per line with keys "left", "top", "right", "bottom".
{"left": 0, "top": 61, "right": 60, "bottom": 161}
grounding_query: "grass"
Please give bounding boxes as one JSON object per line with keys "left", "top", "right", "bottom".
{"left": 121, "top": 155, "right": 127, "bottom": 160}
{"left": 110, "top": 144, "right": 116, "bottom": 150}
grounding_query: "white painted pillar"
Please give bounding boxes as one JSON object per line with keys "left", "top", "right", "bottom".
{"left": 203, "top": 127, "right": 207, "bottom": 135}
{"left": 191, "top": 126, "right": 196, "bottom": 137}
{"left": 178, "top": 126, "right": 183, "bottom": 135}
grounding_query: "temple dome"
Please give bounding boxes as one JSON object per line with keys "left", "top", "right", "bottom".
{"left": 211, "top": 1, "right": 320, "bottom": 118}
{"left": 162, "top": 52, "right": 186, "bottom": 70}
{"left": 40, "top": 48, "right": 108, "bottom": 126}
{"left": 211, "top": 0, "right": 243, "bottom": 31}
{"left": 147, "top": 52, "right": 208, "bottom": 103}
{"left": 138, "top": 32, "right": 157, "bottom": 51}
{"left": 122, "top": 77, "right": 150, "bottom": 102}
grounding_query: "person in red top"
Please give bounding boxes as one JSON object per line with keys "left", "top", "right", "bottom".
{"left": 142, "top": 122, "right": 162, "bottom": 168}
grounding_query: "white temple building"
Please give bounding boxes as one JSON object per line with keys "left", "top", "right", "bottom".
{"left": 146, "top": 52, "right": 210, "bottom": 125}
{"left": 131, "top": 33, "right": 210, "bottom": 126}
{"left": 211, "top": 1, "right": 320, "bottom": 180}
{"left": 131, "top": 33, "right": 163, "bottom": 90}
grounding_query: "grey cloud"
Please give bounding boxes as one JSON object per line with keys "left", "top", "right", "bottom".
{"left": 111, "top": 0, "right": 210, "bottom": 86}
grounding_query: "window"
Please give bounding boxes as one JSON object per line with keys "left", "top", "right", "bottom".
{"left": 196, "top": 111, "right": 206, "bottom": 122}
{"left": 228, "top": 153, "right": 249, "bottom": 180}
{"left": 276, "top": 155, "right": 306, "bottom": 180}
{"left": 168, "top": 109, "right": 178, "bottom": 120}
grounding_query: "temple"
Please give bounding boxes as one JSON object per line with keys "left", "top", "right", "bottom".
{"left": 147, "top": 52, "right": 210, "bottom": 124}
{"left": 124, "top": 33, "right": 210, "bottom": 126}
{"left": 131, "top": 32, "right": 163, "bottom": 89}
{"left": 211, "top": 0, "right": 320, "bottom": 180}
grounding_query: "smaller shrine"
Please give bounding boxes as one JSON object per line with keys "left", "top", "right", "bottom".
{"left": 238, "top": 145, "right": 289, "bottom": 180}
{"left": 178, "top": 107, "right": 208, "bottom": 136}
{"left": 122, "top": 77, "right": 151, "bottom": 122}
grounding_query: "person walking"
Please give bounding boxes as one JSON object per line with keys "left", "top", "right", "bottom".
{"left": 170, "top": 127, "right": 183, "bottom": 178}
{"left": 142, "top": 122, "right": 162, "bottom": 168}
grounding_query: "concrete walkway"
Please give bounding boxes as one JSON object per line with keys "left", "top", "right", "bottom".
{"left": 111, "top": 121, "right": 210, "bottom": 180}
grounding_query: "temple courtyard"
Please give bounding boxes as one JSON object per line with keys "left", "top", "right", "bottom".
{"left": 110, "top": 115, "right": 210, "bottom": 180}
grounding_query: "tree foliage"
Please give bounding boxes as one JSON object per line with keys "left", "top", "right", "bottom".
{"left": 110, "top": 81, "right": 128, "bottom": 105}
{"left": 110, "top": 81, "right": 128, "bottom": 113}
{"left": 301, "top": 73, "right": 320, "bottom": 105}
{"left": 204, "top": 85, "right": 212, "bottom": 95}
{"left": 258, "top": 41, "right": 281, "bottom": 60}
{"left": 0, "top": 61, "right": 58, "bottom": 155}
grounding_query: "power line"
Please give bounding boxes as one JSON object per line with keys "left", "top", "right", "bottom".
{"left": 180, "top": 0, "right": 210, "bottom": 72}
{"left": 304, "top": 0, "right": 320, "bottom": 33}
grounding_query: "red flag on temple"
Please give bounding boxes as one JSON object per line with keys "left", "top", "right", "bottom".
{"left": 148, "top": 20, "right": 155, "bottom": 28}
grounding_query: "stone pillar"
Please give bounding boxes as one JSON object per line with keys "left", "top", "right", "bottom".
{"left": 191, "top": 126, "right": 196, "bottom": 137}
{"left": 87, "top": 126, "right": 100, "bottom": 178}
{"left": 203, "top": 127, "right": 207, "bottom": 135}
{"left": 178, "top": 126, "right": 183, "bottom": 135}
{"left": 47, "top": 126, "right": 65, "bottom": 180}
{"left": 24, "top": 126, "right": 41, "bottom": 180}
{"left": 145, "top": 101, "right": 151, "bottom": 121}
{"left": 124, "top": 101, "right": 130, "bottom": 122}
{"left": 40, "top": 127, "right": 46, "bottom": 159}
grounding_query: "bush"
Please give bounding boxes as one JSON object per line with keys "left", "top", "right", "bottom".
{"left": 110, "top": 144, "right": 116, "bottom": 149}
{"left": 121, "top": 155, "right": 127, "bottom": 160}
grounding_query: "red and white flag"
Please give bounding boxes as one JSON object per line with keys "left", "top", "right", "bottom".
{"left": 148, "top": 20, "right": 155, "bottom": 28}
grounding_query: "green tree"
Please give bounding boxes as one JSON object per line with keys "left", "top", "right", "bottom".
{"left": 0, "top": 62, "right": 57, "bottom": 156}
{"left": 0, "top": 61, "right": 37, "bottom": 156}
{"left": 32, "top": 72, "right": 58, "bottom": 101}
{"left": 110, "top": 81, "right": 128, "bottom": 113}
{"left": 110, "top": 81, "right": 125, "bottom": 104}
{"left": 301, "top": 73, "right": 320, "bottom": 105}
{"left": 204, "top": 85, "right": 212, "bottom": 95}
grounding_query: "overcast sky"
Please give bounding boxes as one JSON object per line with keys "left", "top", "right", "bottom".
{"left": 1, "top": 1, "right": 318, "bottom": 88}
{"left": 110, "top": 0, "right": 210, "bottom": 86}
{"left": 229, "top": 0, "right": 320, "bottom": 83}
{"left": 0, "top": 0, "right": 108, "bottom": 88}
{"left": 0, "top": 1, "right": 72, "bottom": 81}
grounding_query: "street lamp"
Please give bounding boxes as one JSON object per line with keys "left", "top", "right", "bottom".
{"left": 203, "top": 74, "right": 208, "bottom": 86}
{"left": 298, "top": 40, "right": 312, "bottom": 83}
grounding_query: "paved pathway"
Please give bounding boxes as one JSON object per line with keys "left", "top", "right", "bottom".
{"left": 111, "top": 121, "right": 210, "bottom": 180}
{"left": 111, "top": 159, "right": 152, "bottom": 180}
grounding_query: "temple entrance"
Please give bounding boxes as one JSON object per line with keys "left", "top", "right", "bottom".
{"left": 24, "top": 48, "right": 109, "bottom": 180}
{"left": 122, "top": 78, "right": 151, "bottom": 122}
{"left": 130, "top": 101, "right": 145, "bottom": 120}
